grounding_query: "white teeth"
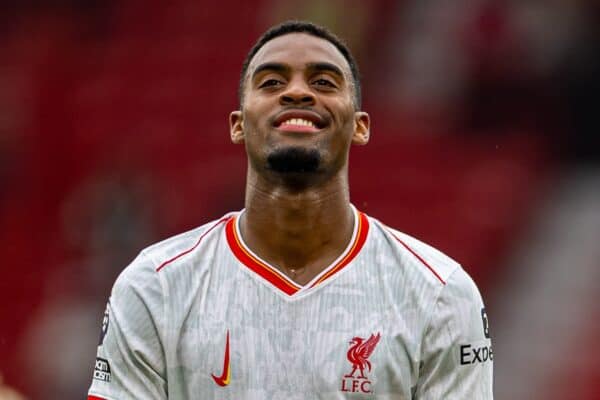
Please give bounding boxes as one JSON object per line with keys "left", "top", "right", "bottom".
{"left": 281, "top": 118, "right": 315, "bottom": 128}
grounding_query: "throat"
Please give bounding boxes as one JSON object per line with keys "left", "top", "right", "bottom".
{"left": 284, "top": 265, "right": 311, "bottom": 285}
{"left": 238, "top": 205, "right": 356, "bottom": 286}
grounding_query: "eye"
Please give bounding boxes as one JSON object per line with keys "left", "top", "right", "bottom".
{"left": 259, "top": 79, "right": 284, "bottom": 88}
{"left": 312, "top": 78, "right": 337, "bottom": 88}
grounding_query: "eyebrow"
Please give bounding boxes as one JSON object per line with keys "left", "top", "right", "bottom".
{"left": 306, "top": 62, "right": 345, "bottom": 79}
{"left": 251, "top": 61, "right": 346, "bottom": 81}
{"left": 251, "top": 62, "right": 289, "bottom": 80}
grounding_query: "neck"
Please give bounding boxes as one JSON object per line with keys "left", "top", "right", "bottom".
{"left": 240, "top": 169, "right": 355, "bottom": 285}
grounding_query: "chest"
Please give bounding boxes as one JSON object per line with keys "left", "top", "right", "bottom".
{"left": 168, "top": 273, "right": 422, "bottom": 399}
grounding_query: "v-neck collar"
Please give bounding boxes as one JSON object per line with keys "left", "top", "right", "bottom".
{"left": 225, "top": 206, "right": 369, "bottom": 296}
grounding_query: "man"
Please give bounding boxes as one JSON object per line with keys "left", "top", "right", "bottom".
{"left": 88, "top": 21, "right": 493, "bottom": 399}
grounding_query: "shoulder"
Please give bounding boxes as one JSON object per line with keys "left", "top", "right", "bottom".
{"left": 367, "top": 216, "right": 461, "bottom": 287}
{"left": 113, "top": 212, "right": 236, "bottom": 293}
{"left": 364, "top": 215, "right": 489, "bottom": 343}
{"left": 434, "top": 266, "right": 488, "bottom": 338}
{"left": 144, "top": 212, "right": 235, "bottom": 273}
{"left": 440, "top": 265, "right": 485, "bottom": 308}
{"left": 368, "top": 216, "right": 484, "bottom": 311}
{"left": 366, "top": 218, "right": 488, "bottom": 339}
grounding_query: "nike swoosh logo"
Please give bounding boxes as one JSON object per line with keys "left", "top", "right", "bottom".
{"left": 211, "top": 330, "right": 231, "bottom": 386}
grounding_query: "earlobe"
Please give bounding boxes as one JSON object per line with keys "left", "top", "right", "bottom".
{"left": 229, "top": 111, "right": 244, "bottom": 144}
{"left": 352, "top": 112, "right": 370, "bottom": 145}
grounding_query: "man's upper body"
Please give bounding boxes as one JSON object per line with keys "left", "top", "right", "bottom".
{"left": 88, "top": 208, "right": 493, "bottom": 400}
{"left": 88, "top": 21, "right": 493, "bottom": 399}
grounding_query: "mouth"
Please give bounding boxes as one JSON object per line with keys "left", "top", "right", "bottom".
{"left": 273, "top": 110, "right": 327, "bottom": 133}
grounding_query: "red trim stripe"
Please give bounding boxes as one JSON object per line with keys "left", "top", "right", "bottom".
{"left": 156, "top": 216, "right": 231, "bottom": 272}
{"left": 388, "top": 230, "right": 446, "bottom": 285}
{"left": 226, "top": 211, "right": 369, "bottom": 295}
{"left": 88, "top": 396, "right": 107, "bottom": 400}
{"left": 226, "top": 217, "right": 300, "bottom": 295}
{"left": 309, "top": 212, "right": 369, "bottom": 288}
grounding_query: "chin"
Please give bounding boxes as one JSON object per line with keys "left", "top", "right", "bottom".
{"left": 266, "top": 146, "right": 322, "bottom": 174}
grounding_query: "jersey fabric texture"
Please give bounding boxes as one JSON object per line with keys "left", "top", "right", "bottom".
{"left": 88, "top": 208, "right": 493, "bottom": 399}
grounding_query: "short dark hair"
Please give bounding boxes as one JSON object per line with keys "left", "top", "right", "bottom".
{"left": 238, "top": 20, "right": 362, "bottom": 109}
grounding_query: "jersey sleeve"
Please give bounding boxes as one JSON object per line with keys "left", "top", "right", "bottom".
{"left": 414, "top": 269, "right": 494, "bottom": 399}
{"left": 88, "top": 251, "right": 167, "bottom": 400}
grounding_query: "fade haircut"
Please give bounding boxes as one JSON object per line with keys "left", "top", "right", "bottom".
{"left": 238, "top": 20, "right": 362, "bottom": 109}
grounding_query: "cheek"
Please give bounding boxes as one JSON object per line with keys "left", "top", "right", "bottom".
{"left": 336, "top": 108, "right": 358, "bottom": 140}
{"left": 330, "top": 97, "right": 356, "bottom": 125}
{"left": 242, "top": 100, "right": 273, "bottom": 131}
{"left": 240, "top": 113, "right": 264, "bottom": 136}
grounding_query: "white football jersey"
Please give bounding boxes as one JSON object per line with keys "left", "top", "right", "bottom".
{"left": 88, "top": 207, "right": 493, "bottom": 399}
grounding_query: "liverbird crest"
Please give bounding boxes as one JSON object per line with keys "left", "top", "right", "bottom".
{"left": 344, "top": 332, "right": 381, "bottom": 379}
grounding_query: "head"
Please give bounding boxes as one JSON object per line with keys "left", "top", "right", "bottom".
{"left": 230, "top": 21, "right": 370, "bottom": 188}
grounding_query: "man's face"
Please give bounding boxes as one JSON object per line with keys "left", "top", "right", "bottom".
{"left": 230, "top": 33, "right": 369, "bottom": 183}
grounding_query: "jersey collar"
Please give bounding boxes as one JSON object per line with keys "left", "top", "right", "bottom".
{"left": 225, "top": 206, "right": 369, "bottom": 296}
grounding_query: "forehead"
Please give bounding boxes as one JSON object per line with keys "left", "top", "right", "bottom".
{"left": 249, "top": 33, "right": 351, "bottom": 77}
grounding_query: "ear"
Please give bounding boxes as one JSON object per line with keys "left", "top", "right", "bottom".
{"left": 352, "top": 112, "right": 370, "bottom": 145}
{"left": 229, "top": 110, "right": 244, "bottom": 144}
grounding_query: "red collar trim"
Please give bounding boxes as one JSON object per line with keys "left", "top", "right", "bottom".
{"left": 225, "top": 210, "right": 369, "bottom": 296}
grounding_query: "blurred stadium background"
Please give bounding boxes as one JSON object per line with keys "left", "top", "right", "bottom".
{"left": 0, "top": 0, "right": 598, "bottom": 398}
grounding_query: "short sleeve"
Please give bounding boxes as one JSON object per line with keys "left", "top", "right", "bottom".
{"left": 415, "top": 269, "right": 494, "bottom": 399}
{"left": 88, "top": 252, "right": 167, "bottom": 400}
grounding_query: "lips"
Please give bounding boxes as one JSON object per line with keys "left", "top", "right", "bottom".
{"left": 273, "top": 109, "right": 327, "bottom": 131}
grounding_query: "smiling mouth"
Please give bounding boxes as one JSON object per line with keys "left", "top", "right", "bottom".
{"left": 277, "top": 117, "right": 320, "bottom": 133}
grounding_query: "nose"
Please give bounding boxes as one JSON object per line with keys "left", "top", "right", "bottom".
{"left": 279, "top": 78, "right": 315, "bottom": 106}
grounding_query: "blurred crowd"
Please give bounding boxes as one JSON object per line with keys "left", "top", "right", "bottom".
{"left": 0, "top": 1, "right": 598, "bottom": 399}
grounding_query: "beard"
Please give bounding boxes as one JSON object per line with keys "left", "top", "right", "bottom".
{"left": 266, "top": 146, "right": 321, "bottom": 174}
